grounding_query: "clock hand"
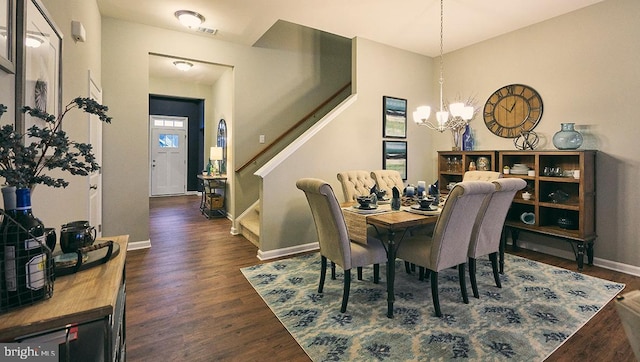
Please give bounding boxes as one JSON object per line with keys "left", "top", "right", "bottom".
{"left": 509, "top": 102, "right": 516, "bottom": 112}
{"left": 500, "top": 105, "right": 510, "bottom": 112}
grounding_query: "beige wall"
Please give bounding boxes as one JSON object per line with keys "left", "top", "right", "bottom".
{"left": 101, "top": 17, "right": 350, "bottom": 242}
{"left": 258, "top": 37, "right": 434, "bottom": 252}
{"left": 25, "top": 0, "right": 102, "bottom": 231}
{"left": 434, "top": 0, "right": 640, "bottom": 268}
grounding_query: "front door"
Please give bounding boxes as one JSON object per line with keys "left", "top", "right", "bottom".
{"left": 150, "top": 116, "right": 187, "bottom": 196}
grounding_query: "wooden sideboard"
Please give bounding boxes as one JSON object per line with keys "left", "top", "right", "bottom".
{"left": 0, "top": 235, "right": 129, "bottom": 361}
{"left": 498, "top": 151, "right": 596, "bottom": 270}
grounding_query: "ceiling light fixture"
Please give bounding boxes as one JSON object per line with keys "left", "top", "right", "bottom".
{"left": 174, "top": 10, "right": 205, "bottom": 28}
{"left": 413, "top": 0, "right": 475, "bottom": 150}
{"left": 173, "top": 60, "right": 193, "bottom": 71}
{"left": 25, "top": 35, "right": 43, "bottom": 48}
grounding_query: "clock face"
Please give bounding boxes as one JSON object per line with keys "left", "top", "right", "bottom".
{"left": 483, "top": 84, "right": 543, "bottom": 138}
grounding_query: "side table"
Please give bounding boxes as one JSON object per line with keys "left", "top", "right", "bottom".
{"left": 197, "top": 174, "right": 227, "bottom": 218}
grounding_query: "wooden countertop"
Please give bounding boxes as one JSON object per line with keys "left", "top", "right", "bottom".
{"left": 0, "top": 235, "right": 129, "bottom": 341}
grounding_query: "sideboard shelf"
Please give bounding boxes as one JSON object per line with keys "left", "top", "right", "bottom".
{"left": 499, "top": 150, "right": 596, "bottom": 270}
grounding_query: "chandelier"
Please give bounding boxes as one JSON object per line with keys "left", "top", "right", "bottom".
{"left": 413, "top": 0, "right": 473, "bottom": 134}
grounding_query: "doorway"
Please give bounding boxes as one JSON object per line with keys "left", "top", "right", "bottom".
{"left": 150, "top": 115, "right": 187, "bottom": 195}
{"left": 149, "top": 95, "right": 205, "bottom": 193}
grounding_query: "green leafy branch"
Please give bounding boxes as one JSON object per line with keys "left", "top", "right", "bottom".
{"left": 0, "top": 97, "right": 112, "bottom": 188}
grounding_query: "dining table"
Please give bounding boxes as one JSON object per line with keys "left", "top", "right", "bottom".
{"left": 342, "top": 202, "right": 439, "bottom": 318}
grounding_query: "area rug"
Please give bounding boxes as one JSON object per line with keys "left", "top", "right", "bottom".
{"left": 241, "top": 253, "right": 625, "bottom": 361}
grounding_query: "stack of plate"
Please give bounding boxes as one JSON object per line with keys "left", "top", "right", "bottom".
{"left": 510, "top": 164, "right": 529, "bottom": 175}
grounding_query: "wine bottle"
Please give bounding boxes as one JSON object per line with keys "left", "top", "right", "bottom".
{"left": 1, "top": 186, "right": 17, "bottom": 311}
{"left": 4, "top": 188, "right": 47, "bottom": 307}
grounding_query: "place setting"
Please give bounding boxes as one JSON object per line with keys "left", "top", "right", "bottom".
{"left": 405, "top": 195, "right": 441, "bottom": 216}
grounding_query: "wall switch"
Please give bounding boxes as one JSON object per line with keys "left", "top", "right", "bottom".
{"left": 259, "top": 135, "right": 265, "bottom": 144}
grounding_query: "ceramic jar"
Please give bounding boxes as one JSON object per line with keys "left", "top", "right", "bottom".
{"left": 552, "top": 123, "right": 583, "bottom": 150}
{"left": 477, "top": 157, "right": 490, "bottom": 171}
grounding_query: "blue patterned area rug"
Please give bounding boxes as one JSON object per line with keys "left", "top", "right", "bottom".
{"left": 241, "top": 253, "right": 624, "bottom": 361}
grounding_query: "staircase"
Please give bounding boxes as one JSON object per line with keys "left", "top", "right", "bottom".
{"left": 239, "top": 203, "right": 260, "bottom": 247}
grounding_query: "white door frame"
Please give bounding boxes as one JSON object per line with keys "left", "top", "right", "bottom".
{"left": 88, "top": 71, "right": 102, "bottom": 236}
{"left": 149, "top": 115, "right": 188, "bottom": 196}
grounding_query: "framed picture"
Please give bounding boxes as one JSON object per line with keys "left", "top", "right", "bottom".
{"left": 383, "top": 140, "right": 407, "bottom": 180}
{"left": 383, "top": 96, "right": 407, "bottom": 138}
{"left": 15, "top": 0, "right": 62, "bottom": 133}
{"left": 0, "top": 0, "right": 15, "bottom": 73}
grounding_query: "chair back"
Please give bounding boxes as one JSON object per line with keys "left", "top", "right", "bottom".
{"left": 337, "top": 170, "right": 375, "bottom": 202}
{"left": 296, "top": 178, "right": 352, "bottom": 270}
{"left": 468, "top": 178, "right": 527, "bottom": 258}
{"left": 429, "top": 181, "right": 495, "bottom": 271}
{"left": 370, "top": 170, "right": 404, "bottom": 197}
{"left": 463, "top": 170, "right": 501, "bottom": 181}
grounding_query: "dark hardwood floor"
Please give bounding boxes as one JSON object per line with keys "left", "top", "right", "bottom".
{"left": 125, "top": 195, "right": 638, "bottom": 361}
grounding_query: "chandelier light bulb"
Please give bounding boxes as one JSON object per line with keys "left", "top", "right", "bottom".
{"left": 413, "top": 106, "right": 432, "bottom": 125}
{"left": 461, "top": 106, "right": 474, "bottom": 120}
{"left": 449, "top": 102, "right": 465, "bottom": 118}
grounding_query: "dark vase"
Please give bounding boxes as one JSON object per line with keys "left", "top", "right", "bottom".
{"left": 462, "top": 124, "right": 474, "bottom": 151}
{"left": 552, "top": 123, "right": 583, "bottom": 150}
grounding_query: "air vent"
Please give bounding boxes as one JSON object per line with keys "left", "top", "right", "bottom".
{"left": 197, "top": 27, "right": 217, "bottom": 35}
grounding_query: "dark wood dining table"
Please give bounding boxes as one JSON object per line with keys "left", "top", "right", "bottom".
{"left": 342, "top": 203, "right": 438, "bottom": 318}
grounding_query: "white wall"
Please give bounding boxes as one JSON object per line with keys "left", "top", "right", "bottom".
{"left": 433, "top": 0, "right": 640, "bottom": 268}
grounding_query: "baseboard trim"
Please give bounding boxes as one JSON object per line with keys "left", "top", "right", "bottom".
{"left": 127, "top": 239, "right": 151, "bottom": 251}
{"left": 508, "top": 240, "right": 640, "bottom": 277}
{"left": 257, "top": 242, "right": 319, "bottom": 261}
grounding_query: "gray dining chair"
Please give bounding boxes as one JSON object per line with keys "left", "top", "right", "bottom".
{"left": 296, "top": 178, "right": 387, "bottom": 313}
{"left": 396, "top": 181, "right": 496, "bottom": 317}
{"left": 468, "top": 178, "right": 526, "bottom": 298}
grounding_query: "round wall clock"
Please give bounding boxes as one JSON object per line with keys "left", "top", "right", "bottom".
{"left": 483, "top": 84, "right": 543, "bottom": 138}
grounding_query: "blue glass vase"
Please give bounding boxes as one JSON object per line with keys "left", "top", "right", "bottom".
{"left": 462, "top": 125, "right": 474, "bottom": 151}
{"left": 552, "top": 123, "right": 583, "bottom": 150}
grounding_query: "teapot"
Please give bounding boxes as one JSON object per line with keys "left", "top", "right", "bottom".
{"left": 60, "top": 220, "right": 96, "bottom": 253}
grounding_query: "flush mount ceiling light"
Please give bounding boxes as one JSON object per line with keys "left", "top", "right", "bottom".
{"left": 25, "top": 35, "right": 44, "bottom": 48}
{"left": 173, "top": 60, "right": 193, "bottom": 71}
{"left": 174, "top": 10, "right": 205, "bottom": 28}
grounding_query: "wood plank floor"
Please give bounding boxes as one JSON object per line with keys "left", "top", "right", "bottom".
{"left": 125, "top": 195, "right": 638, "bottom": 361}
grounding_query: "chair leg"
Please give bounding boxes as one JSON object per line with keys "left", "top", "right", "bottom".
{"left": 319, "top": 256, "right": 327, "bottom": 293}
{"left": 404, "top": 261, "right": 411, "bottom": 274}
{"left": 341, "top": 269, "right": 352, "bottom": 313}
{"left": 419, "top": 266, "right": 426, "bottom": 281}
{"left": 430, "top": 270, "right": 442, "bottom": 317}
{"left": 469, "top": 257, "right": 479, "bottom": 299}
{"left": 357, "top": 267, "right": 363, "bottom": 280}
{"left": 373, "top": 264, "right": 380, "bottom": 284}
{"left": 331, "top": 261, "right": 336, "bottom": 280}
{"left": 459, "top": 263, "right": 469, "bottom": 304}
{"left": 489, "top": 252, "right": 502, "bottom": 288}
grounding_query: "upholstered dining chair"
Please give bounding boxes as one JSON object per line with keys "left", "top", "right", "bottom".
{"left": 463, "top": 170, "right": 501, "bottom": 181}
{"left": 396, "top": 181, "right": 496, "bottom": 317}
{"left": 467, "top": 178, "right": 526, "bottom": 298}
{"left": 337, "top": 170, "right": 375, "bottom": 202}
{"left": 296, "top": 178, "right": 387, "bottom": 313}
{"left": 370, "top": 170, "right": 405, "bottom": 197}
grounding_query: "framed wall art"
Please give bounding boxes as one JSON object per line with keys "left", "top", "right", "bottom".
{"left": 15, "top": 0, "right": 62, "bottom": 133}
{"left": 382, "top": 140, "right": 407, "bottom": 180}
{"left": 382, "top": 96, "right": 407, "bottom": 138}
{"left": 0, "top": 0, "right": 16, "bottom": 73}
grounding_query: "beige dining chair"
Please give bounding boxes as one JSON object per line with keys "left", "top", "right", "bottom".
{"left": 467, "top": 178, "right": 526, "bottom": 298}
{"left": 337, "top": 170, "right": 375, "bottom": 202}
{"left": 370, "top": 170, "right": 405, "bottom": 197}
{"left": 396, "top": 181, "right": 496, "bottom": 317}
{"left": 296, "top": 178, "right": 387, "bottom": 313}
{"left": 463, "top": 170, "right": 501, "bottom": 181}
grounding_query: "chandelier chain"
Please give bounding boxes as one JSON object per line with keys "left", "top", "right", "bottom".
{"left": 439, "top": 0, "right": 444, "bottom": 111}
